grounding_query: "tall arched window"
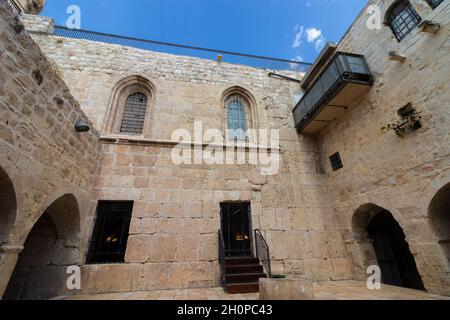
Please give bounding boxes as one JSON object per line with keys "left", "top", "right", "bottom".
{"left": 103, "top": 76, "right": 155, "bottom": 136}
{"left": 226, "top": 94, "right": 248, "bottom": 141}
{"left": 120, "top": 93, "right": 148, "bottom": 134}
{"left": 426, "top": 0, "right": 443, "bottom": 9}
{"left": 386, "top": 0, "right": 422, "bottom": 41}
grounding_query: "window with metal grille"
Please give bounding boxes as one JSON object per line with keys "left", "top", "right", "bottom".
{"left": 329, "top": 152, "right": 343, "bottom": 171}
{"left": 387, "top": 0, "right": 422, "bottom": 41}
{"left": 120, "top": 93, "right": 148, "bottom": 134}
{"left": 426, "top": 0, "right": 444, "bottom": 9}
{"left": 87, "top": 201, "right": 133, "bottom": 264}
{"left": 226, "top": 94, "right": 248, "bottom": 141}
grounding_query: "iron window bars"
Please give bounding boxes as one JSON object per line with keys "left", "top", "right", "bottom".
{"left": 87, "top": 201, "right": 133, "bottom": 264}
{"left": 120, "top": 93, "right": 148, "bottom": 135}
{"left": 329, "top": 152, "right": 343, "bottom": 171}
{"left": 387, "top": 0, "right": 422, "bottom": 41}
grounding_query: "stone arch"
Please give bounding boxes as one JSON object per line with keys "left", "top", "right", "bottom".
{"left": 351, "top": 203, "right": 425, "bottom": 290}
{"left": 0, "top": 166, "right": 17, "bottom": 245}
{"left": 3, "top": 193, "right": 81, "bottom": 300}
{"left": 220, "top": 86, "right": 259, "bottom": 139}
{"left": 428, "top": 181, "right": 450, "bottom": 265}
{"left": 103, "top": 75, "right": 157, "bottom": 137}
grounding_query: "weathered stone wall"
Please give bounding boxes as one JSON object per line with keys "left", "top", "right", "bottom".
{"left": 316, "top": 0, "right": 450, "bottom": 295}
{"left": 23, "top": 15, "right": 350, "bottom": 293}
{"left": 0, "top": 2, "right": 100, "bottom": 298}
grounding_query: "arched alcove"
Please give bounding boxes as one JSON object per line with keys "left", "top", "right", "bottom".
{"left": 352, "top": 203, "right": 424, "bottom": 290}
{"left": 429, "top": 182, "right": 450, "bottom": 265}
{"left": 4, "top": 194, "right": 81, "bottom": 300}
{"left": 0, "top": 167, "right": 17, "bottom": 245}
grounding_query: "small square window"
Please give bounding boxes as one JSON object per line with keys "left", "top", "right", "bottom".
{"left": 329, "top": 152, "right": 343, "bottom": 171}
{"left": 87, "top": 201, "right": 133, "bottom": 264}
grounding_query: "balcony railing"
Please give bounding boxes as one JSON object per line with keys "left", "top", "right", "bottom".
{"left": 50, "top": 26, "right": 311, "bottom": 73}
{"left": 293, "top": 52, "right": 374, "bottom": 134}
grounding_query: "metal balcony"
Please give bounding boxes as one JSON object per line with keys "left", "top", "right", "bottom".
{"left": 293, "top": 52, "right": 374, "bottom": 134}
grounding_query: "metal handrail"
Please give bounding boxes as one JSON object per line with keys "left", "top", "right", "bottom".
{"left": 254, "top": 229, "right": 272, "bottom": 278}
{"left": 218, "top": 229, "right": 226, "bottom": 285}
{"left": 50, "top": 26, "right": 311, "bottom": 72}
{"left": 7, "top": 0, "right": 22, "bottom": 15}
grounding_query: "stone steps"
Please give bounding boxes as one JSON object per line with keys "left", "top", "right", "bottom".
{"left": 223, "top": 257, "right": 266, "bottom": 294}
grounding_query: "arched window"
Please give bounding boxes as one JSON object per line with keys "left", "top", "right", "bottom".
{"left": 103, "top": 76, "right": 155, "bottom": 136}
{"left": 426, "top": 0, "right": 443, "bottom": 9}
{"left": 226, "top": 94, "right": 248, "bottom": 141}
{"left": 120, "top": 93, "right": 148, "bottom": 134}
{"left": 386, "top": 0, "right": 422, "bottom": 41}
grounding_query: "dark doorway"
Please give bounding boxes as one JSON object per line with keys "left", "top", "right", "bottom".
{"left": 220, "top": 202, "right": 252, "bottom": 257}
{"left": 368, "top": 210, "right": 425, "bottom": 290}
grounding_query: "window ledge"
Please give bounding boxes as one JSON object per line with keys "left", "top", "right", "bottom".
{"left": 100, "top": 135, "right": 281, "bottom": 151}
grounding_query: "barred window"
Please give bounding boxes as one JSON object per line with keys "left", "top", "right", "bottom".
{"left": 386, "top": 0, "right": 422, "bottom": 41}
{"left": 329, "top": 152, "right": 343, "bottom": 171}
{"left": 120, "top": 93, "right": 148, "bottom": 134}
{"left": 426, "top": 0, "right": 444, "bottom": 9}
{"left": 226, "top": 94, "right": 248, "bottom": 141}
{"left": 87, "top": 201, "right": 133, "bottom": 264}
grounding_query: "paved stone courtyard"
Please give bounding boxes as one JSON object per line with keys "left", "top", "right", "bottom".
{"left": 54, "top": 281, "right": 449, "bottom": 300}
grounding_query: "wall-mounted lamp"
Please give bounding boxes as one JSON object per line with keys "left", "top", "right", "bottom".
{"left": 382, "top": 103, "right": 422, "bottom": 137}
{"left": 419, "top": 20, "right": 441, "bottom": 34}
{"left": 75, "top": 119, "right": 91, "bottom": 132}
{"left": 388, "top": 51, "right": 406, "bottom": 62}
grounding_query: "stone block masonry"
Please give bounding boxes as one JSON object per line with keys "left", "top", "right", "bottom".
{"left": 317, "top": 0, "right": 450, "bottom": 295}
{"left": 0, "top": 1, "right": 100, "bottom": 299}
{"left": 1, "top": 0, "right": 449, "bottom": 299}
{"left": 19, "top": 11, "right": 349, "bottom": 294}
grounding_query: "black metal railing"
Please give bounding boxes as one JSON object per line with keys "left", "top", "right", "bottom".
{"left": 293, "top": 52, "right": 373, "bottom": 132}
{"left": 254, "top": 229, "right": 272, "bottom": 278}
{"left": 49, "top": 26, "right": 311, "bottom": 72}
{"left": 218, "top": 229, "right": 226, "bottom": 285}
{"left": 6, "top": 0, "right": 22, "bottom": 15}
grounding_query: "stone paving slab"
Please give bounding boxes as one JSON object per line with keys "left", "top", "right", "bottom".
{"left": 53, "top": 281, "right": 449, "bottom": 300}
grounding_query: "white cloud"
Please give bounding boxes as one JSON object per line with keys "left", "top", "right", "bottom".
{"left": 305, "top": 27, "right": 322, "bottom": 43}
{"left": 292, "top": 25, "right": 304, "bottom": 49}
{"left": 306, "top": 27, "right": 326, "bottom": 52}
{"left": 292, "top": 25, "right": 327, "bottom": 54}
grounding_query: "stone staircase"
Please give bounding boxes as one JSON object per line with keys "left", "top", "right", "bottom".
{"left": 224, "top": 257, "right": 267, "bottom": 294}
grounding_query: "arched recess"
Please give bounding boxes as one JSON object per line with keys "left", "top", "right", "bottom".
{"left": 352, "top": 203, "right": 425, "bottom": 290}
{"left": 103, "top": 75, "right": 156, "bottom": 136}
{"left": 0, "top": 167, "right": 16, "bottom": 245}
{"left": 3, "top": 194, "right": 81, "bottom": 300}
{"left": 428, "top": 182, "right": 450, "bottom": 265}
{"left": 220, "top": 86, "right": 259, "bottom": 141}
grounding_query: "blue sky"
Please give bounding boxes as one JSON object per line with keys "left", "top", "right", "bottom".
{"left": 41, "top": 0, "right": 368, "bottom": 65}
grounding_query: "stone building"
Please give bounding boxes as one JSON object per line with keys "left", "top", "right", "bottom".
{"left": 0, "top": 0, "right": 449, "bottom": 299}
